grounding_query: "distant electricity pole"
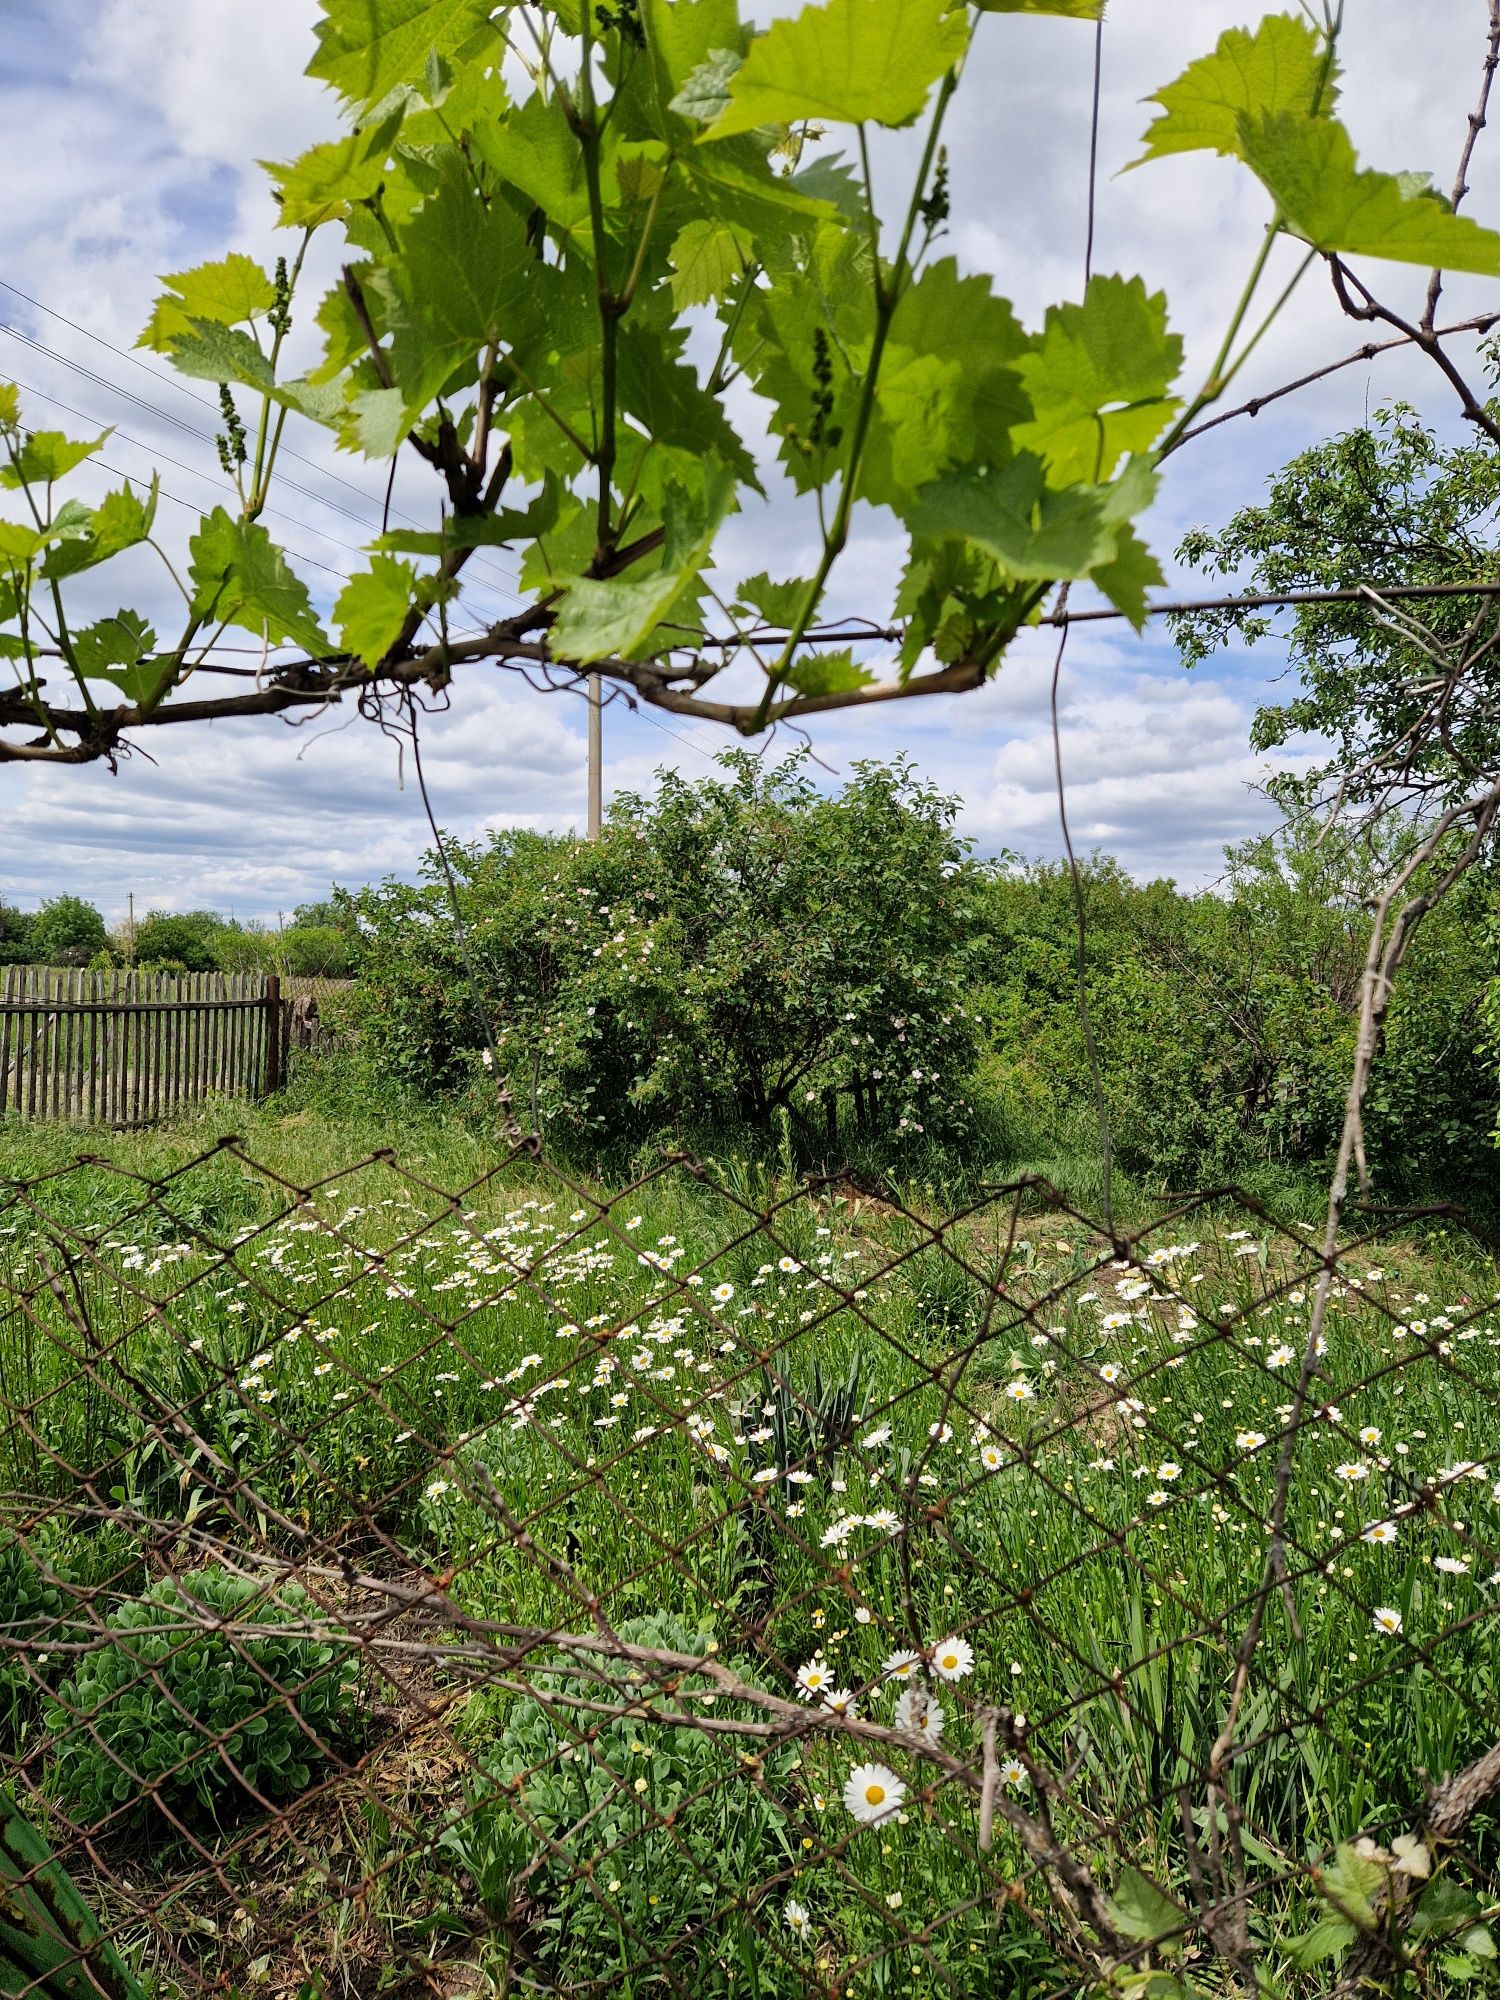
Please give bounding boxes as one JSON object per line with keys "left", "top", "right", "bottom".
{"left": 587, "top": 671, "right": 603, "bottom": 839}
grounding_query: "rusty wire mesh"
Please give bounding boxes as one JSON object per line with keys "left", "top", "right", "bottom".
{"left": 1, "top": 1133, "right": 1498, "bottom": 1999}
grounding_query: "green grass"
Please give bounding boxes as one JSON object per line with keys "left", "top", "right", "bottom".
{"left": 2, "top": 1101, "right": 1499, "bottom": 1996}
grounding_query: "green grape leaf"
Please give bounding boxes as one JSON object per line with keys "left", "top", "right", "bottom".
{"left": 703, "top": 0, "right": 969, "bottom": 141}
{"left": 686, "top": 158, "right": 836, "bottom": 248}
{"left": 669, "top": 47, "right": 742, "bottom": 126}
{"left": 387, "top": 163, "right": 531, "bottom": 410}
{"left": 909, "top": 452, "right": 1157, "bottom": 582}
{"left": 0, "top": 428, "right": 110, "bottom": 490}
{"left": 70, "top": 611, "right": 164, "bottom": 700}
{"left": 371, "top": 478, "right": 560, "bottom": 554}
{"left": 335, "top": 555, "right": 421, "bottom": 667}
{"left": 791, "top": 151, "right": 865, "bottom": 219}
{"left": 262, "top": 104, "right": 406, "bottom": 226}
{"left": 0, "top": 521, "right": 45, "bottom": 563}
{"left": 91, "top": 477, "right": 160, "bottom": 557}
{"left": 876, "top": 257, "right": 1029, "bottom": 479}
{"left": 1092, "top": 521, "right": 1163, "bottom": 631}
{"left": 1240, "top": 112, "right": 1500, "bottom": 273}
{"left": 783, "top": 648, "right": 873, "bottom": 697}
{"left": 307, "top": 0, "right": 497, "bottom": 112}
{"left": 976, "top": 0, "right": 1100, "bottom": 13}
{"left": 471, "top": 91, "right": 592, "bottom": 239}
{"left": 1413, "top": 1877, "right": 1481, "bottom": 1938}
{"left": 734, "top": 572, "right": 813, "bottom": 627}
{"left": 617, "top": 140, "right": 671, "bottom": 204}
{"left": 189, "top": 508, "right": 332, "bottom": 654}
{"left": 1013, "top": 273, "right": 1182, "bottom": 485}
{"left": 551, "top": 464, "right": 736, "bottom": 663}
{"left": 1134, "top": 15, "right": 1336, "bottom": 166}
{"left": 341, "top": 386, "right": 411, "bottom": 459}
{"left": 618, "top": 331, "right": 760, "bottom": 488}
{"left": 875, "top": 349, "right": 966, "bottom": 490}
{"left": 669, "top": 218, "right": 753, "bottom": 307}
{"left": 137, "top": 254, "right": 277, "bottom": 352}
{"left": 642, "top": 0, "right": 743, "bottom": 111}
{"left": 269, "top": 376, "right": 351, "bottom": 427}
{"left": 40, "top": 477, "right": 162, "bottom": 581}
{"left": 155, "top": 320, "right": 276, "bottom": 392}
{"left": 0, "top": 383, "right": 20, "bottom": 429}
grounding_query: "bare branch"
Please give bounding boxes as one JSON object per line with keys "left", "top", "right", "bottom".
{"left": 1423, "top": 0, "right": 1500, "bottom": 332}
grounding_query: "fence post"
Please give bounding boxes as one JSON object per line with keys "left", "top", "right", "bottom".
{"left": 263, "top": 974, "right": 283, "bottom": 1097}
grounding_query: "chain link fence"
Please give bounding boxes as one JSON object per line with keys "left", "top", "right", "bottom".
{"left": 1, "top": 1132, "right": 1497, "bottom": 1997}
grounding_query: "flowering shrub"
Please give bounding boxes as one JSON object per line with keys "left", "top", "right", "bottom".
{"left": 45, "top": 1566, "right": 363, "bottom": 1832}
{"left": 343, "top": 752, "right": 984, "bottom": 1158}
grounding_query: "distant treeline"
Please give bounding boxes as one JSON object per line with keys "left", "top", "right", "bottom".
{"left": 0, "top": 897, "right": 358, "bottom": 979}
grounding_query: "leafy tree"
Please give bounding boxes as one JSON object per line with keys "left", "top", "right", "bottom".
{"left": 972, "top": 826, "right": 1500, "bottom": 1203}
{"left": 29, "top": 895, "right": 107, "bottom": 968}
{"left": 279, "top": 923, "right": 357, "bottom": 979}
{"left": 130, "top": 910, "right": 226, "bottom": 972}
{"left": 346, "top": 754, "right": 983, "bottom": 1152}
{"left": 0, "top": 902, "right": 33, "bottom": 966}
{"left": 1174, "top": 394, "right": 1500, "bottom": 812}
{"left": 4, "top": 5, "right": 1500, "bottom": 766}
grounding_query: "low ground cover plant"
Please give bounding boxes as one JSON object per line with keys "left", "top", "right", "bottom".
{"left": 43, "top": 1566, "right": 364, "bottom": 1834}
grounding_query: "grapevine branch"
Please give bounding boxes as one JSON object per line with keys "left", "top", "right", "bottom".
{"left": 11, "top": 578, "right": 1500, "bottom": 766}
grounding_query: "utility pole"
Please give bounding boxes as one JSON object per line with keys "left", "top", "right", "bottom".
{"left": 587, "top": 671, "right": 603, "bottom": 839}
{"left": 126, "top": 892, "right": 135, "bottom": 969}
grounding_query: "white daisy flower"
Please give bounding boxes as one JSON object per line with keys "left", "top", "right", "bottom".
{"left": 1372, "top": 1607, "right": 1403, "bottom": 1635}
{"left": 843, "top": 1762, "right": 906, "bottom": 1824}
{"left": 930, "top": 1634, "right": 974, "bottom": 1681}
{"left": 893, "top": 1686, "right": 945, "bottom": 1745}
{"left": 796, "top": 1658, "right": 832, "bottom": 1699}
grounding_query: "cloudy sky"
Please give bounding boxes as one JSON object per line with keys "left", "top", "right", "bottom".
{"left": 3, "top": 0, "right": 1499, "bottom": 924}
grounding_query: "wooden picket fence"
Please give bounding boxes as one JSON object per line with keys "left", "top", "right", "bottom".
{"left": 0, "top": 967, "right": 286, "bottom": 1126}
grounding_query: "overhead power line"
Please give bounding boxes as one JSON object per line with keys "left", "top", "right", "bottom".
{"left": 0, "top": 283, "right": 526, "bottom": 606}
{"left": 6, "top": 375, "right": 524, "bottom": 628}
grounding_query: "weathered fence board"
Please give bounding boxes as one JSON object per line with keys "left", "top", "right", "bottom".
{"left": 0, "top": 967, "right": 287, "bottom": 1126}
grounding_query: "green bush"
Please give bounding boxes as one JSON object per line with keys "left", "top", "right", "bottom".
{"left": 45, "top": 1566, "right": 363, "bottom": 1832}
{"left": 344, "top": 752, "right": 985, "bottom": 1161}
{"left": 29, "top": 895, "right": 107, "bottom": 968}
{"left": 971, "top": 824, "right": 1500, "bottom": 1208}
{"left": 445, "top": 1615, "right": 800, "bottom": 1994}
